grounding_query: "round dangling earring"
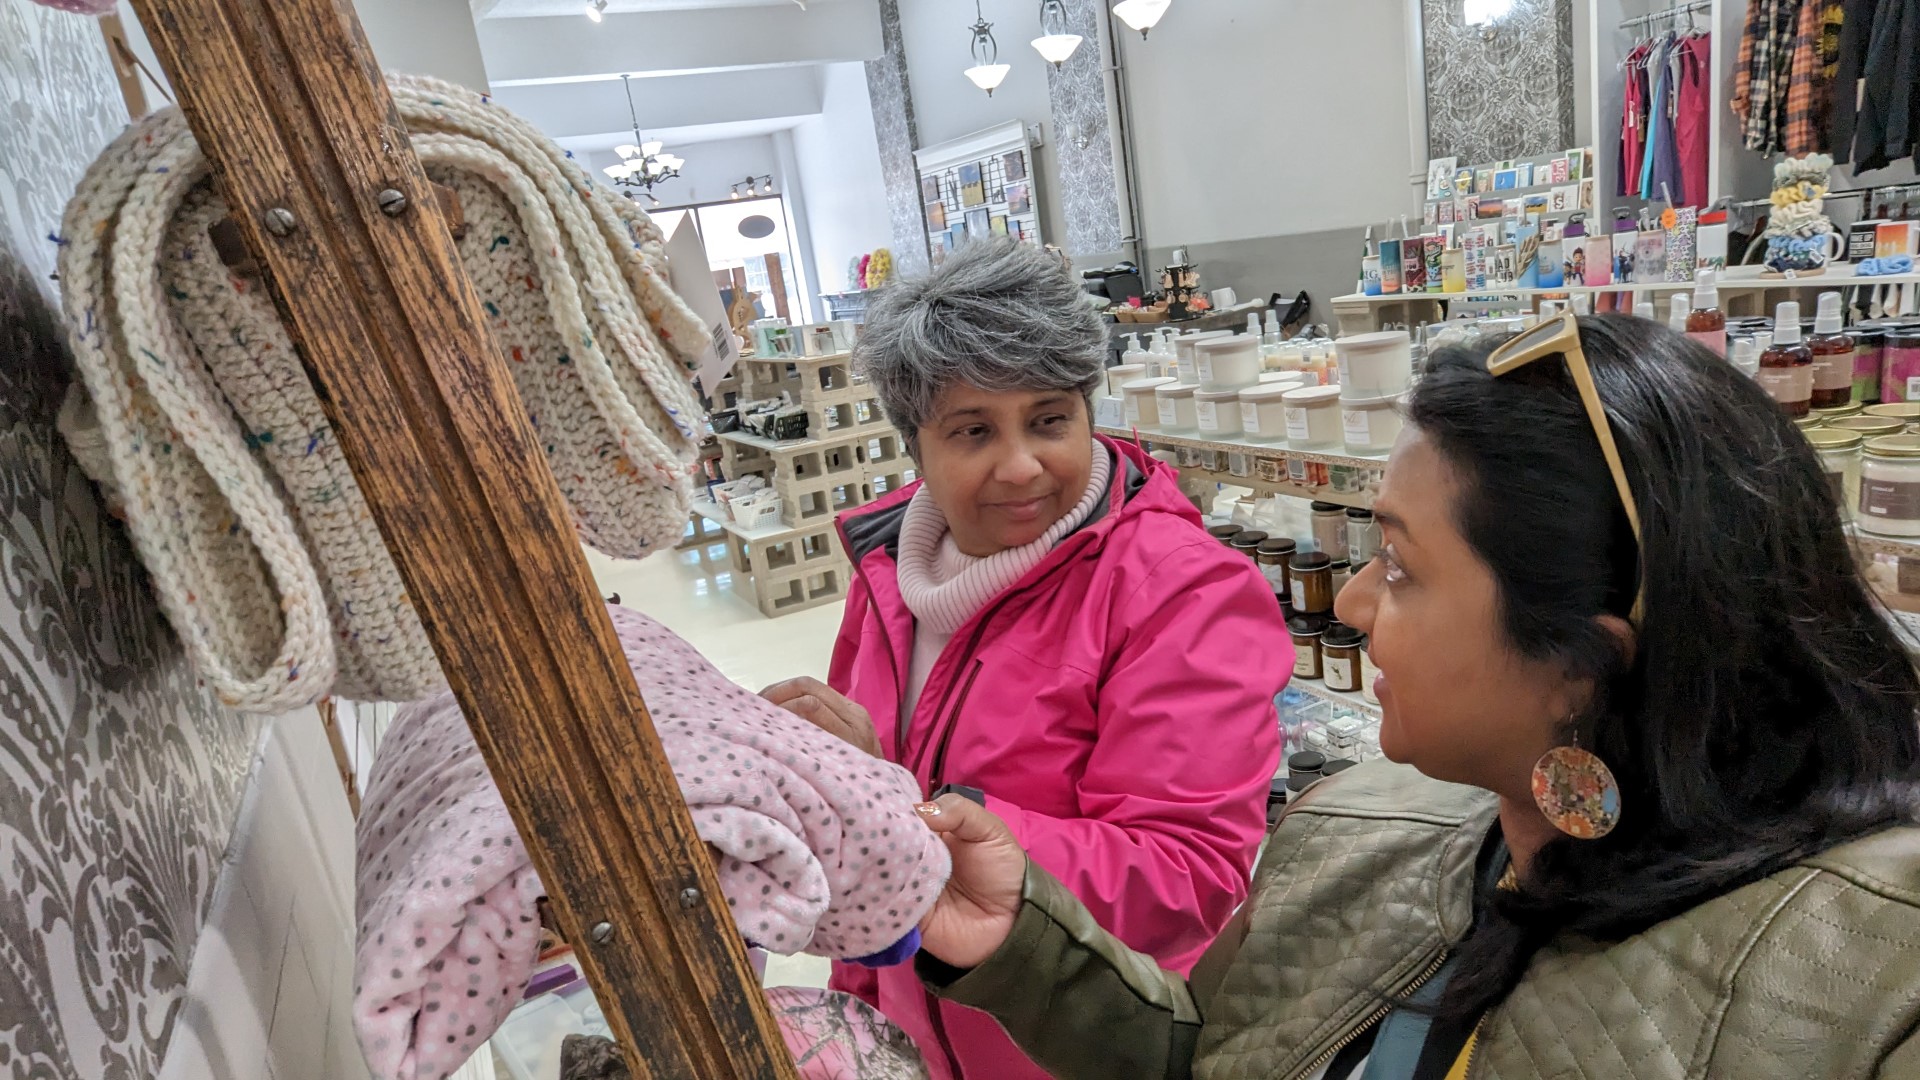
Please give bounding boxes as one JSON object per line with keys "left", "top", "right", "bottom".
{"left": 1530, "top": 738, "right": 1622, "bottom": 840}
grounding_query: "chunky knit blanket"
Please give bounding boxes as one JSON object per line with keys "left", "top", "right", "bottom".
{"left": 55, "top": 74, "right": 708, "bottom": 713}
{"left": 353, "top": 605, "right": 950, "bottom": 1080}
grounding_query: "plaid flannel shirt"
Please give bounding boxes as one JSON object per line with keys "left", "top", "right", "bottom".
{"left": 1744, "top": 0, "right": 1805, "bottom": 153}
{"left": 1785, "top": 0, "right": 1847, "bottom": 154}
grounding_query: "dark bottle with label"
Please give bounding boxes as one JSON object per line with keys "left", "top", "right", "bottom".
{"left": 1808, "top": 291, "right": 1856, "bottom": 408}
{"left": 1758, "top": 301, "right": 1814, "bottom": 418}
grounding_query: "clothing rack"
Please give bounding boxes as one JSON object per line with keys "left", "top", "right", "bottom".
{"left": 1620, "top": 0, "right": 1711, "bottom": 33}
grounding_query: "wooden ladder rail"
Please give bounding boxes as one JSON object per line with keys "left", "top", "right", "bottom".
{"left": 124, "top": 0, "right": 802, "bottom": 1076}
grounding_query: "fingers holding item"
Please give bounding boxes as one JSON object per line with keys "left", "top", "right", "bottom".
{"left": 915, "top": 795, "right": 1011, "bottom": 845}
{"left": 759, "top": 676, "right": 827, "bottom": 708}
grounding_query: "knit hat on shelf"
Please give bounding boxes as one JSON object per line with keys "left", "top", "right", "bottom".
{"left": 55, "top": 73, "right": 710, "bottom": 714}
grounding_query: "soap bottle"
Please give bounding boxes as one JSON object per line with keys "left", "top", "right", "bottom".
{"left": 1808, "top": 290, "right": 1856, "bottom": 409}
{"left": 1685, "top": 269, "right": 1727, "bottom": 357}
{"left": 1634, "top": 296, "right": 1657, "bottom": 321}
{"left": 1261, "top": 310, "right": 1283, "bottom": 369}
{"left": 1667, "top": 292, "right": 1692, "bottom": 335}
{"left": 1123, "top": 332, "right": 1149, "bottom": 370}
{"left": 1247, "top": 312, "right": 1263, "bottom": 338}
{"left": 1759, "top": 301, "right": 1815, "bottom": 418}
{"left": 1729, "top": 336, "right": 1761, "bottom": 378}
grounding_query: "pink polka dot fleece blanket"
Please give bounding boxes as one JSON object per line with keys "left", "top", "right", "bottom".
{"left": 353, "top": 604, "right": 950, "bottom": 1080}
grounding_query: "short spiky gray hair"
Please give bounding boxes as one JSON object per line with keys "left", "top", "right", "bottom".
{"left": 855, "top": 239, "right": 1105, "bottom": 451}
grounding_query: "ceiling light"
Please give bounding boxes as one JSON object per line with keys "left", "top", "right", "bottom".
{"left": 586, "top": 0, "right": 606, "bottom": 21}
{"left": 600, "top": 74, "right": 682, "bottom": 200}
{"left": 1032, "top": 0, "right": 1082, "bottom": 67}
{"left": 964, "top": 0, "right": 1010, "bottom": 97}
{"left": 730, "top": 186, "right": 741, "bottom": 200}
{"left": 1111, "top": 0, "right": 1170, "bottom": 37}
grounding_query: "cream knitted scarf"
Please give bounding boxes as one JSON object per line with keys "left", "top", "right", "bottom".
{"left": 56, "top": 74, "right": 709, "bottom": 714}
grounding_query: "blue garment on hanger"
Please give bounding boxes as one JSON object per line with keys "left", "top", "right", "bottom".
{"left": 1639, "top": 34, "right": 1675, "bottom": 199}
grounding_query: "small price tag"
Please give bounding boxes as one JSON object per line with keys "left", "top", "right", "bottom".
{"left": 1094, "top": 396, "right": 1125, "bottom": 429}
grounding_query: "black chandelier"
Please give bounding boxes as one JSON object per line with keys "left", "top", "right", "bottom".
{"left": 601, "top": 74, "right": 683, "bottom": 205}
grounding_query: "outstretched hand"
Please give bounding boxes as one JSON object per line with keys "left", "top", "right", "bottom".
{"left": 913, "top": 795, "right": 1027, "bottom": 970}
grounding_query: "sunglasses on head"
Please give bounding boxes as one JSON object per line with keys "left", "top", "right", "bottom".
{"left": 1484, "top": 313, "right": 1644, "bottom": 624}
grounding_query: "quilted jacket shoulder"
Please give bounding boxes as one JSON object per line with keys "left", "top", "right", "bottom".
{"left": 1196, "top": 761, "right": 1920, "bottom": 1080}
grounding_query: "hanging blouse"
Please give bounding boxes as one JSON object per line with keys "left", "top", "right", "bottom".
{"left": 1640, "top": 35, "right": 1678, "bottom": 200}
{"left": 1619, "top": 42, "right": 1653, "bottom": 199}
{"left": 1676, "top": 33, "right": 1713, "bottom": 208}
{"left": 1785, "top": 0, "right": 1846, "bottom": 154}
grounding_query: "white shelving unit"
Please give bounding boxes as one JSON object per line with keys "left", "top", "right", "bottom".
{"left": 1096, "top": 425, "right": 1385, "bottom": 511}
{"left": 1332, "top": 269, "right": 1920, "bottom": 334}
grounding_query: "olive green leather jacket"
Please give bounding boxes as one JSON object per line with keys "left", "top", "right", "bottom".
{"left": 925, "top": 762, "right": 1920, "bottom": 1079}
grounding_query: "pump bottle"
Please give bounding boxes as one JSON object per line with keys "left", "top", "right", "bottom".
{"left": 1685, "top": 269, "right": 1727, "bottom": 357}
{"left": 1808, "top": 291, "right": 1855, "bottom": 409}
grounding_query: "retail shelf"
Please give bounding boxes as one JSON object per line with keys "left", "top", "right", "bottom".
{"left": 716, "top": 427, "right": 875, "bottom": 456}
{"left": 689, "top": 496, "right": 805, "bottom": 543}
{"left": 1293, "top": 678, "right": 1382, "bottom": 719}
{"left": 735, "top": 350, "right": 853, "bottom": 366}
{"left": 1095, "top": 425, "right": 1392, "bottom": 472}
{"left": 1183, "top": 468, "right": 1373, "bottom": 509}
{"left": 1849, "top": 526, "right": 1920, "bottom": 562}
{"left": 1331, "top": 267, "right": 1920, "bottom": 307}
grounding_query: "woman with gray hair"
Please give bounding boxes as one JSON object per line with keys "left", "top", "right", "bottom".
{"left": 761, "top": 239, "right": 1292, "bottom": 1080}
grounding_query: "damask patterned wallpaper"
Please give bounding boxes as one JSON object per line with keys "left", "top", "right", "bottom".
{"left": 865, "top": 0, "right": 930, "bottom": 278}
{"left": 1422, "top": 0, "right": 1575, "bottom": 165}
{"left": 1044, "top": 0, "right": 1124, "bottom": 257}
{"left": 0, "top": 4, "right": 262, "bottom": 1078}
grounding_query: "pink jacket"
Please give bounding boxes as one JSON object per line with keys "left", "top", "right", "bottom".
{"left": 828, "top": 436, "right": 1290, "bottom": 1080}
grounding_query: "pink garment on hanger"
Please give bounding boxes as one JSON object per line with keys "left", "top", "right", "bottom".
{"left": 1676, "top": 33, "right": 1714, "bottom": 208}
{"left": 353, "top": 604, "right": 950, "bottom": 1080}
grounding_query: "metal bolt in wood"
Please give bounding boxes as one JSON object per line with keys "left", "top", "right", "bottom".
{"left": 262, "top": 206, "right": 296, "bottom": 235}
{"left": 377, "top": 188, "right": 408, "bottom": 216}
{"left": 590, "top": 921, "right": 614, "bottom": 944}
{"left": 679, "top": 887, "right": 701, "bottom": 909}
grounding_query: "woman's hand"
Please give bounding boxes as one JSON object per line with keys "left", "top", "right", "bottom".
{"left": 760, "top": 677, "right": 884, "bottom": 758}
{"left": 914, "top": 795, "right": 1027, "bottom": 970}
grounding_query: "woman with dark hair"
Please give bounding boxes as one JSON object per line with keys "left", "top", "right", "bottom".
{"left": 903, "top": 314, "right": 1920, "bottom": 1079}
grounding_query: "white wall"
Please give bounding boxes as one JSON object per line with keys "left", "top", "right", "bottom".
{"left": 356, "top": 0, "right": 491, "bottom": 90}
{"left": 1121, "top": 0, "right": 1422, "bottom": 248}
{"left": 593, "top": 134, "right": 782, "bottom": 208}
{"left": 791, "top": 62, "right": 894, "bottom": 295}
{"left": 897, "top": 0, "right": 1067, "bottom": 245}
{"left": 116, "top": 0, "right": 491, "bottom": 100}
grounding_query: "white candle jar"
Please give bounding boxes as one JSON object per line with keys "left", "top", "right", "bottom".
{"left": 1340, "top": 394, "right": 1404, "bottom": 456}
{"left": 1239, "top": 385, "right": 1294, "bottom": 444}
{"left": 1155, "top": 382, "right": 1201, "bottom": 433}
{"left": 1121, "top": 376, "right": 1176, "bottom": 428}
{"left": 1195, "top": 388, "right": 1245, "bottom": 437}
{"left": 1334, "top": 330, "right": 1415, "bottom": 398}
{"left": 1196, "top": 337, "right": 1264, "bottom": 391}
{"left": 1282, "top": 385, "right": 1345, "bottom": 449}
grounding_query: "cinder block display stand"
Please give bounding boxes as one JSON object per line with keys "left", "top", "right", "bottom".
{"left": 701, "top": 352, "right": 915, "bottom": 617}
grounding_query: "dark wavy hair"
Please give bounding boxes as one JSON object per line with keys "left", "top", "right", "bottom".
{"left": 1408, "top": 314, "right": 1920, "bottom": 1019}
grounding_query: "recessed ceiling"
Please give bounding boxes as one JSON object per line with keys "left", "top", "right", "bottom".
{"left": 479, "top": 0, "right": 800, "bottom": 18}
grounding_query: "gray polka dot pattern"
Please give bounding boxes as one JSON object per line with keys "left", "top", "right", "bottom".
{"left": 353, "top": 604, "right": 952, "bottom": 1080}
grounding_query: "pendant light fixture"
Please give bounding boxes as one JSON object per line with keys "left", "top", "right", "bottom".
{"left": 601, "top": 75, "right": 683, "bottom": 207}
{"left": 585, "top": 0, "right": 607, "bottom": 21}
{"left": 1111, "top": 0, "right": 1170, "bottom": 38}
{"left": 964, "top": 0, "right": 1011, "bottom": 96}
{"left": 1031, "top": 0, "right": 1083, "bottom": 67}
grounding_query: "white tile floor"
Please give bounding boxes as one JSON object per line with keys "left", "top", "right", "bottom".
{"left": 586, "top": 536, "right": 842, "bottom": 991}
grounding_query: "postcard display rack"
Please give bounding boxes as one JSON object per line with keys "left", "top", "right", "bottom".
{"left": 707, "top": 349, "right": 914, "bottom": 617}
{"left": 915, "top": 120, "right": 1045, "bottom": 266}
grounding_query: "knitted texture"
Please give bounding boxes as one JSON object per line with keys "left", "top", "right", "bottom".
{"left": 54, "top": 74, "right": 709, "bottom": 712}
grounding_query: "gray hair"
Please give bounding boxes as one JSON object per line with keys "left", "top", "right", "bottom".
{"left": 855, "top": 239, "right": 1105, "bottom": 450}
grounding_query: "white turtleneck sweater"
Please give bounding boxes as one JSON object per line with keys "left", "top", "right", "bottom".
{"left": 891, "top": 441, "right": 1114, "bottom": 726}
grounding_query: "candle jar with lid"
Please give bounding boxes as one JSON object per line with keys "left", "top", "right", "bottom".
{"left": 1858, "top": 435, "right": 1920, "bottom": 536}
{"left": 1289, "top": 551, "right": 1334, "bottom": 613}
{"left": 1322, "top": 624, "right": 1365, "bottom": 692}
